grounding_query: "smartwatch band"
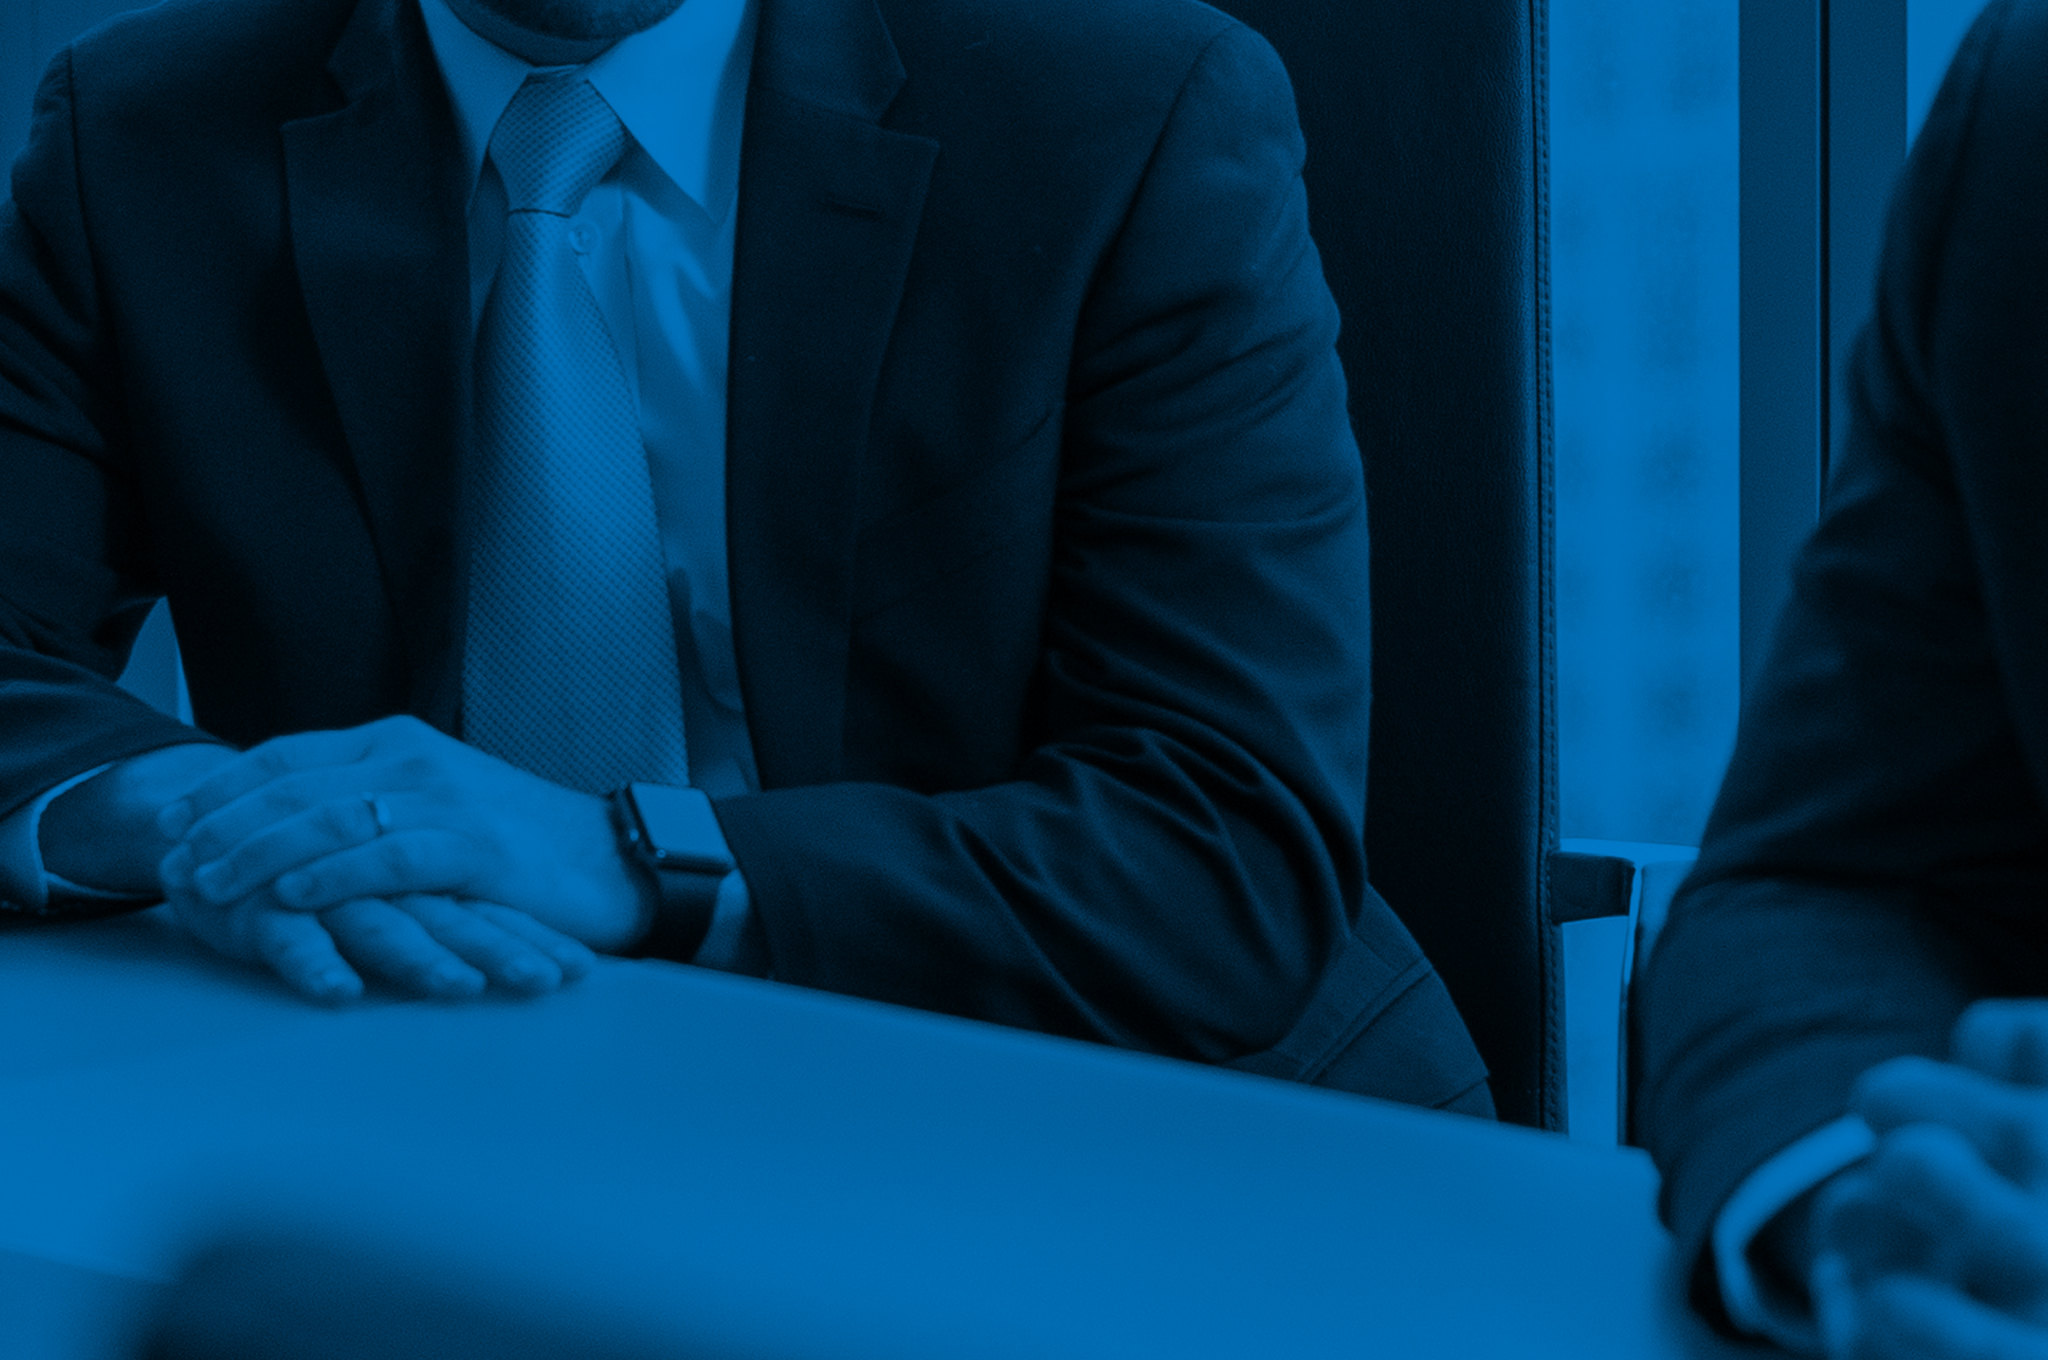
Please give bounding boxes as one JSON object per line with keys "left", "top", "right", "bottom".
{"left": 610, "top": 783, "right": 732, "bottom": 962}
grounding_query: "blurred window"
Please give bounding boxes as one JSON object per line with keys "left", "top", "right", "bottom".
{"left": 1552, "top": 0, "right": 1738, "bottom": 843}
{"left": 1555, "top": 0, "right": 1987, "bottom": 845}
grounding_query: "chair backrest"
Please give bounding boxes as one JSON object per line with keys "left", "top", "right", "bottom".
{"left": 1206, "top": 0, "right": 1559, "bottom": 1129}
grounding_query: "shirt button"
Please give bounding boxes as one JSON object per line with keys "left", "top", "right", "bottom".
{"left": 568, "top": 222, "right": 596, "bottom": 254}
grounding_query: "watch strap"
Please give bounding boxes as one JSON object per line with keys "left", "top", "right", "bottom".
{"left": 629, "top": 858, "right": 723, "bottom": 962}
{"left": 610, "top": 785, "right": 724, "bottom": 962}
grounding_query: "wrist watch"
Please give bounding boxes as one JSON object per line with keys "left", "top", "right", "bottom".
{"left": 609, "top": 781, "right": 734, "bottom": 961}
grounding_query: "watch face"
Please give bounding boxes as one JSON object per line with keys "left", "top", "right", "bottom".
{"left": 628, "top": 782, "right": 735, "bottom": 875}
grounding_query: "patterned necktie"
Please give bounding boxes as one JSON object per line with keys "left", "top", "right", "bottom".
{"left": 463, "top": 73, "right": 689, "bottom": 793}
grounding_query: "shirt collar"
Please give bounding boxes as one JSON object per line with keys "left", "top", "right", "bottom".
{"left": 418, "top": 0, "right": 753, "bottom": 221}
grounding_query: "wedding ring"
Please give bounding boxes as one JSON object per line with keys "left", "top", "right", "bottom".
{"left": 361, "top": 793, "right": 394, "bottom": 839}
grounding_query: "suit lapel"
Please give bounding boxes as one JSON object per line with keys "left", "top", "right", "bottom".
{"left": 726, "top": 0, "right": 939, "bottom": 788}
{"left": 283, "top": 0, "right": 471, "bottom": 731}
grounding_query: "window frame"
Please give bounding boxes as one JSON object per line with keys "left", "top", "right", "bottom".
{"left": 1739, "top": 0, "right": 1906, "bottom": 686}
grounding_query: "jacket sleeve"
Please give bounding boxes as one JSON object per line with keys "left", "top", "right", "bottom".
{"left": 0, "top": 50, "right": 223, "bottom": 911}
{"left": 711, "top": 24, "right": 1387, "bottom": 1068}
{"left": 1632, "top": 0, "right": 2048, "bottom": 1324}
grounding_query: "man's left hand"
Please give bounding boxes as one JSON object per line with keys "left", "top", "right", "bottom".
{"left": 157, "top": 716, "right": 654, "bottom": 953}
{"left": 1809, "top": 1000, "right": 2048, "bottom": 1359}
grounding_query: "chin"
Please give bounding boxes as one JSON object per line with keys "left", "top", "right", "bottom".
{"left": 479, "top": 0, "right": 687, "bottom": 42}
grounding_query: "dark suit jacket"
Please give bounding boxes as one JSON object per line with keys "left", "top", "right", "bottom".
{"left": 1636, "top": 0, "right": 2048, "bottom": 1319}
{"left": 0, "top": 0, "right": 1492, "bottom": 1111}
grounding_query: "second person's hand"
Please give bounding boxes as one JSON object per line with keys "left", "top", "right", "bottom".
{"left": 1809, "top": 1000, "right": 2048, "bottom": 1359}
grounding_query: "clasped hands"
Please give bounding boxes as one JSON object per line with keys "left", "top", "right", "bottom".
{"left": 155, "top": 716, "right": 654, "bottom": 1003}
{"left": 1806, "top": 999, "right": 2048, "bottom": 1359}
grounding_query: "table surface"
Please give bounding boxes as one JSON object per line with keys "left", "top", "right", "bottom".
{"left": 0, "top": 909, "right": 1764, "bottom": 1360}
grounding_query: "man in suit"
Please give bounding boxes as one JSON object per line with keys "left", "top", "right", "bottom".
{"left": 1635, "top": 0, "right": 2048, "bottom": 1352}
{"left": 0, "top": 0, "right": 1495, "bottom": 1113}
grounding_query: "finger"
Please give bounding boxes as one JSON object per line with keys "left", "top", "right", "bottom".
{"left": 168, "top": 885, "right": 367, "bottom": 1005}
{"left": 176, "top": 759, "right": 407, "bottom": 869}
{"left": 1812, "top": 1252, "right": 1862, "bottom": 1360}
{"left": 1957, "top": 1003, "right": 2048, "bottom": 1088}
{"left": 463, "top": 902, "right": 598, "bottom": 982}
{"left": 268, "top": 830, "right": 477, "bottom": 911}
{"left": 157, "top": 727, "right": 378, "bottom": 840}
{"left": 1856, "top": 1274, "right": 2048, "bottom": 1360}
{"left": 1865, "top": 1123, "right": 2048, "bottom": 1310}
{"left": 177, "top": 787, "right": 399, "bottom": 906}
{"left": 165, "top": 885, "right": 262, "bottom": 966}
{"left": 1816, "top": 1166, "right": 1951, "bottom": 1288}
{"left": 1854, "top": 1058, "right": 2048, "bottom": 1187}
{"left": 387, "top": 895, "right": 564, "bottom": 996}
{"left": 247, "top": 910, "right": 365, "bottom": 1006}
{"left": 320, "top": 898, "right": 487, "bottom": 1000}
{"left": 1855, "top": 1055, "right": 1987, "bottom": 1131}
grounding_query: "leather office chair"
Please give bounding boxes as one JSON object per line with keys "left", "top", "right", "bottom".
{"left": 1205, "top": 0, "right": 1690, "bottom": 1134}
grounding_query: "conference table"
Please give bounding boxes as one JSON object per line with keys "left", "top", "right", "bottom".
{"left": 0, "top": 908, "right": 1763, "bottom": 1359}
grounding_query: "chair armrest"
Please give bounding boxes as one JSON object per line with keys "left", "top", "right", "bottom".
{"left": 1550, "top": 840, "right": 1698, "bottom": 1146}
{"left": 1551, "top": 840, "right": 1698, "bottom": 922}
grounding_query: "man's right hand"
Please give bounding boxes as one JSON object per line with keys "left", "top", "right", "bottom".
{"left": 42, "top": 743, "right": 594, "bottom": 1003}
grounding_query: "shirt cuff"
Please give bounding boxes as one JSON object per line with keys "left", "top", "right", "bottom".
{"left": 0, "top": 764, "right": 159, "bottom": 913}
{"left": 1712, "top": 1114, "right": 1879, "bottom": 1353}
{"left": 689, "top": 869, "right": 753, "bottom": 971}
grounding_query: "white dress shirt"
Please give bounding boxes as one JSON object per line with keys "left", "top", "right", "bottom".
{"left": 0, "top": 0, "right": 762, "bottom": 968}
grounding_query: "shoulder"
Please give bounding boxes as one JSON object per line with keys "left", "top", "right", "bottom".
{"left": 875, "top": 0, "right": 1293, "bottom": 134}
{"left": 1922, "top": 0, "right": 2048, "bottom": 160}
{"left": 54, "top": 0, "right": 362, "bottom": 133}
{"left": 1980, "top": 0, "right": 2048, "bottom": 61}
{"left": 876, "top": 0, "right": 1245, "bottom": 70}
{"left": 69, "top": 0, "right": 358, "bottom": 75}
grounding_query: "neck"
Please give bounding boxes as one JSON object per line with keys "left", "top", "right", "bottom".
{"left": 439, "top": 0, "right": 619, "bottom": 64}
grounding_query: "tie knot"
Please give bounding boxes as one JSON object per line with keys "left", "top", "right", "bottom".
{"left": 489, "top": 74, "right": 627, "bottom": 216}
